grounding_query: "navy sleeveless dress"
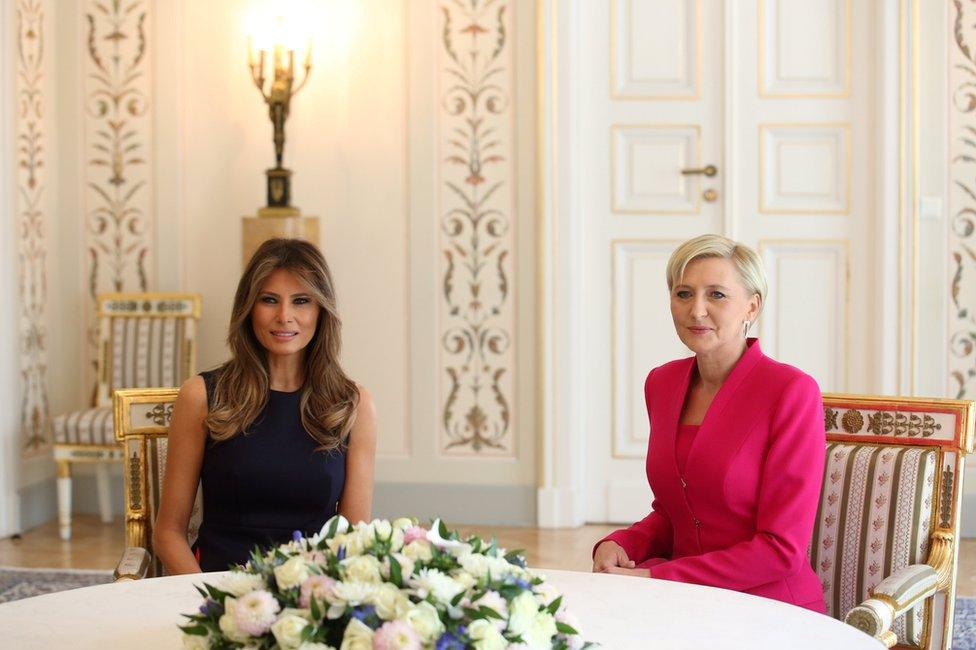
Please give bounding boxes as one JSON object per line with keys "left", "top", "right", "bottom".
{"left": 194, "top": 370, "right": 347, "bottom": 572}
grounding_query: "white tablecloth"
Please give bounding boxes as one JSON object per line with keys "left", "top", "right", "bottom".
{"left": 0, "top": 568, "right": 880, "bottom": 648}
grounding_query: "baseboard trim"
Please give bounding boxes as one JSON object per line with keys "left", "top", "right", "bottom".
{"left": 373, "top": 483, "right": 536, "bottom": 527}
{"left": 19, "top": 473, "right": 125, "bottom": 532}
{"left": 963, "top": 491, "right": 976, "bottom": 538}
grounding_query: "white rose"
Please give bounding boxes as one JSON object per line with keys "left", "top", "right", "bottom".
{"left": 392, "top": 517, "right": 415, "bottom": 531}
{"left": 218, "top": 597, "right": 251, "bottom": 644}
{"left": 181, "top": 632, "right": 210, "bottom": 650}
{"left": 339, "top": 618, "right": 374, "bottom": 650}
{"left": 370, "top": 582, "right": 412, "bottom": 620}
{"left": 275, "top": 556, "right": 311, "bottom": 590}
{"left": 507, "top": 591, "right": 541, "bottom": 637}
{"left": 327, "top": 532, "right": 365, "bottom": 558}
{"left": 468, "top": 618, "right": 507, "bottom": 650}
{"left": 218, "top": 571, "right": 266, "bottom": 597}
{"left": 522, "top": 611, "right": 558, "bottom": 649}
{"left": 341, "top": 554, "right": 383, "bottom": 584}
{"left": 410, "top": 568, "right": 465, "bottom": 604}
{"left": 404, "top": 600, "right": 445, "bottom": 643}
{"left": 402, "top": 540, "right": 433, "bottom": 563}
{"left": 280, "top": 607, "right": 313, "bottom": 621}
{"left": 271, "top": 613, "right": 310, "bottom": 650}
{"left": 326, "top": 581, "right": 375, "bottom": 619}
{"left": 298, "top": 644, "right": 337, "bottom": 650}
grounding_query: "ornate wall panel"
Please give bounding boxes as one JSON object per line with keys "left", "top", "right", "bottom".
{"left": 950, "top": 2, "right": 976, "bottom": 399}
{"left": 15, "top": 0, "right": 51, "bottom": 455}
{"left": 82, "top": 0, "right": 155, "bottom": 386}
{"left": 436, "top": 0, "right": 516, "bottom": 456}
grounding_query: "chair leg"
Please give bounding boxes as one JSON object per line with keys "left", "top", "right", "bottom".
{"left": 56, "top": 460, "right": 72, "bottom": 541}
{"left": 95, "top": 462, "right": 113, "bottom": 524}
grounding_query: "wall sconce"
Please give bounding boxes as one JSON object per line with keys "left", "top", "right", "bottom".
{"left": 248, "top": 17, "right": 311, "bottom": 214}
{"left": 241, "top": 15, "right": 320, "bottom": 266}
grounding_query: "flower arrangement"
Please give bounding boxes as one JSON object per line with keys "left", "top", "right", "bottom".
{"left": 180, "top": 517, "right": 594, "bottom": 649}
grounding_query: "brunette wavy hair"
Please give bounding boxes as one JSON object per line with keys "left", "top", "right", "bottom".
{"left": 205, "top": 238, "right": 359, "bottom": 451}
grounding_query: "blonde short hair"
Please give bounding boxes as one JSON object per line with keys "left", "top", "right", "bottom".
{"left": 666, "top": 234, "right": 768, "bottom": 306}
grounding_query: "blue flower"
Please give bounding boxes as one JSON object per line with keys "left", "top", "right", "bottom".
{"left": 435, "top": 631, "right": 466, "bottom": 650}
{"left": 350, "top": 605, "right": 376, "bottom": 623}
{"left": 198, "top": 598, "right": 222, "bottom": 617}
{"left": 292, "top": 530, "right": 303, "bottom": 542}
{"left": 337, "top": 545, "right": 347, "bottom": 561}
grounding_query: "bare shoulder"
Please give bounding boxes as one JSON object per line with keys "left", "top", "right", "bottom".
{"left": 355, "top": 385, "right": 377, "bottom": 422}
{"left": 178, "top": 375, "right": 207, "bottom": 409}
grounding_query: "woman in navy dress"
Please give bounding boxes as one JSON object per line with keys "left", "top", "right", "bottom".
{"left": 154, "top": 238, "right": 377, "bottom": 573}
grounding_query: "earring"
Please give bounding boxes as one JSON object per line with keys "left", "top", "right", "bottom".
{"left": 742, "top": 320, "right": 750, "bottom": 338}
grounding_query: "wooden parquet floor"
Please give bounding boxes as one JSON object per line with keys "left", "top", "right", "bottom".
{"left": 1, "top": 515, "right": 973, "bottom": 597}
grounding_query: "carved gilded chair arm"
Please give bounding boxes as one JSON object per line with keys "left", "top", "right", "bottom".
{"left": 844, "top": 563, "right": 942, "bottom": 646}
{"left": 113, "top": 546, "right": 151, "bottom": 582}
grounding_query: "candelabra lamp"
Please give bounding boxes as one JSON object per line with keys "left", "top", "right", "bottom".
{"left": 241, "top": 23, "right": 319, "bottom": 267}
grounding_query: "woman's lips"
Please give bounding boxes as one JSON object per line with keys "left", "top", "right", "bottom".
{"left": 688, "top": 326, "right": 712, "bottom": 334}
{"left": 270, "top": 331, "right": 298, "bottom": 340}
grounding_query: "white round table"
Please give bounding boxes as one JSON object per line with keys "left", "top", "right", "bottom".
{"left": 0, "top": 568, "right": 881, "bottom": 648}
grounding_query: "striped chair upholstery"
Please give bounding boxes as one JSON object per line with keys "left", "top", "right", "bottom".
{"left": 52, "top": 293, "right": 201, "bottom": 541}
{"left": 113, "top": 388, "right": 203, "bottom": 580}
{"left": 818, "top": 395, "right": 974, "bottom": 650}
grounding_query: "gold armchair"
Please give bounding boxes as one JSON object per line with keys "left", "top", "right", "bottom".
{"left": 816, "top": 394, "right": 974, "bottom": 649}
{"left": 52, "top": 293, "right": 201, "bottom": 540}
{"left": 112, "top": 387, "right": 202, "bottom": 580}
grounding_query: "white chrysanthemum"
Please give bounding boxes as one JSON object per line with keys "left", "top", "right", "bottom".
{"left": 402, "top": 540, "right": 433, "bottom": 563}
{"left": 468, "top": 618, "right": 507, "bottom": 650}
{"left": 218, "top": 571, "right": 266, "bottom": 597}
{"left": 218, "top": 597, "right": 251, "bottom": 643}
{"left": 234, "top": 589, "right": 281, "bottom": 636}
{"left": 404, "top": 601, "right": 445, "bottom": 643}
{"left": 410, "top": 568, "right": 465, "bottom": 604}
{"left": 275, "top": 556, "right": 311, "bottom": 590}
{"left": 271, "top": 613, "right": 310, "bottom": 650}
{"left": 341, "top": 554, "right": 383, "bottom": 584}
{"left": 339, "top": 618, "right": 374, "bottom": 650}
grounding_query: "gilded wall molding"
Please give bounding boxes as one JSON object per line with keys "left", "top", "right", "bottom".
{"left": 949, "top": 1, "right": 976, "bottom": 399}
{"left": 83, "top": 0, "right": 155, "bottom": 388}
{"left": 16, "top": 0, "right": 51, "bottom": 455}
{"left": 437, "top": 0, "right": 516, "bottom": 455}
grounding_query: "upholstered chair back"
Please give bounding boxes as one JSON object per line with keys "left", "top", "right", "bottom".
{"left": 114, "top": 388, "right": 202, "bottom": 579}
{"left": 95, "top": 294, "right": 202, "bottom": 407}
{"left": 811, "top": 395, "right": 973, "bottom": 649}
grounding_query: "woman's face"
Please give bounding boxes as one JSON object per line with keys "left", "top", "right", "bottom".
{"left": 251, "top": 268, "right": 320, "bottom": 358}
{"left": 670, "top": 257, "right": 760, "bottom": 358}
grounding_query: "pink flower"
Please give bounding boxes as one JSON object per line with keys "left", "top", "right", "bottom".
{"left": 299, "top": 575, "right": 337, "bottom": 609}
{"left": 403, "top": 526, "right": 428, "bottom": 545}
{"left": 233, "top": 589, "right": 280, "bottom": 636}
{"left": 373, "top": 620, "right": 421, "bottom": 650}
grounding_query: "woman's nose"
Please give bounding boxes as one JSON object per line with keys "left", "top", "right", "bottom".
{"left": 276, "top": 304, "right": 292, "bottom": 323}
{"left": 690, "top": 296, "right": 707, "bottom": 318}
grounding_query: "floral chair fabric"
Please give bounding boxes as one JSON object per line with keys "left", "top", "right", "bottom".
{"left": 113, "top": 388, "right": 202, "bottom": 580}
{"left": 51, "top": 293, "right": 201, "bottom": 541}
{"left": 817, "top": 395, "right": 974, "bottom": 650}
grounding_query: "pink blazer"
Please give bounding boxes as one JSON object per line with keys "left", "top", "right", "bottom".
{"left": 597, "top": 339, "right": 826, "bottom": 612}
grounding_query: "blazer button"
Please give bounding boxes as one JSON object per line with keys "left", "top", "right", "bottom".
{"left": 693, "top": 518, "right": 700, "bottom": 526}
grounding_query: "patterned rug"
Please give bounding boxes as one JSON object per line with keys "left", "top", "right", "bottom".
{"left": 0, "top": 566, "right": 112, "bottom": 604}
{"left": 958, "top": 597, "right": 976, "bottom": 649}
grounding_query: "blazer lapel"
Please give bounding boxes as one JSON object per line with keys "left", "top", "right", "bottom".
{"left": 684, "top": 338, "right": 765, "bottom": 479}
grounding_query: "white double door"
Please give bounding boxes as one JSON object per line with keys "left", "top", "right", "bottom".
{"left": 572, "top": 0, "right": 883, "bottom": 523}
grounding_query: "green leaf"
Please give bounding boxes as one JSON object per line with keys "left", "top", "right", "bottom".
{"left": 389, "top": 555, "right": 403, "bottom": 588}
{"left": 438, "top": 519, "right": 450, "bottom": 539}
{"left": 451, "top": 590, "right": 466, "bottom": 607}
{"left": 462, "top": 606, "right": 484, "bottom": 619}
{"left": 556, "top": 621, "right": 579, "bottom": 636}
{"left": 479, "top": 605, "right": 504, "bottom": 620}
{"left": 179, "top": 624, "right": 208, "bottom": 636}
{"left": 300, "top": 624, "right": 315, "bottom": 642}
{"left": 310, "top": 594, "right": 322, "bottom": 621}
{"left": 545, "top": 595, "right": 563, "bottom": 615}
{"left": 327, "top": 517, "right": 340, "bottom": 538}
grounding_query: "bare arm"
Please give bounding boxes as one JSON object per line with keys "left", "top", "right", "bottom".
{"left": 337, "top": 386, "right": 377, "bottom": 524}
{"left": 152, "top": 376, "right": 208, "bottom": 574}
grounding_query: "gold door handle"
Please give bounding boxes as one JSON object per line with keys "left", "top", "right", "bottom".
{"left": 680, "top": 164, "right": 718, "bottom": 177}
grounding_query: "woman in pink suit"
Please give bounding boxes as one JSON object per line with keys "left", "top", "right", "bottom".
{"left": 592, "top": 234, "right": 826, "bottom": 613}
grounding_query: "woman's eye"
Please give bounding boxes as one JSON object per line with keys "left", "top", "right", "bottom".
{"left": 710, "top": 291, "right": 726, "bottom": 299}
{"left": 294, "top": 297, "right": 310, "bottom": 305}
{"left": 675, "top": 290, "right": 692, "bottom": 299}
{"left": 260, "top": 296, "right": 277, "bottom": 304}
